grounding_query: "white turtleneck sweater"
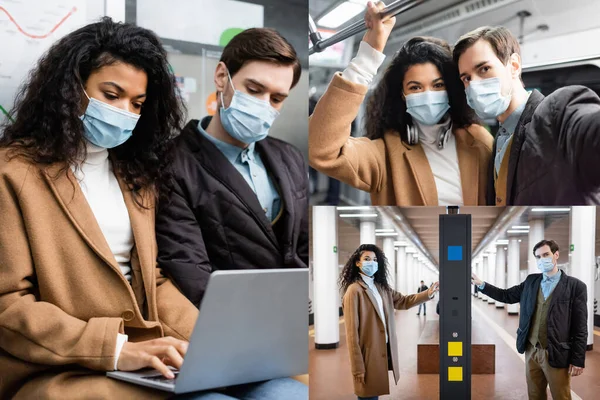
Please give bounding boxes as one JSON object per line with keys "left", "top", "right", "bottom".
{"left": 360, "top": 274, "right": 388, "bottom": 343}
{"left": 71, "top": 142, "right": 133, "bottom": 369}
{"left": 342, "top": 41, "right": 464, "bottom": 206}
{"left": 413, "top": 119, "right": 463, "bottom": 205}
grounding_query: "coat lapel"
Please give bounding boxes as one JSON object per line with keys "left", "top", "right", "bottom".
{"left": 185, "top": 121, "right": 280, "bottom": 250}
{"left": 42, "top": 163, "right": 121, "bottom": 274}
{"left": 256, "top": 139, "right": 295, "bottom": 241}
{"left": 402, "top": 143, "right": 438, "bottom": 206}
{"left": 506, "top": 90, "right": 545, "bottom": 203}
{"left": 455, "top": 129, "right": 479, "bottom": 206}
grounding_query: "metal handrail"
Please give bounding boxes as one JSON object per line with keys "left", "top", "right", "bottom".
{"left": 309, "top": 0, "right": 428, "bottom": 55}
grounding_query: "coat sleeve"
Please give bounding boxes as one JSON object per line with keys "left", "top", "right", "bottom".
{"left": 155, "top": 268, "right": 199, "bottom": 341}
{"left": 0, "top": 167, "right": 122, "bottom": 371}
{"left": 308, "top": 73, "right": 387, "bottom": 193}
{"left": 480, "top": 280, "right": 524, "bottom": 304}
{"left": 156, "top": 174, "right": 212, "bottom": 308}
{"left": 391, "top": 290, "right": 430, "bottom": 310}
{"left": 551, "top": 86, "right": 600, "bottom": 189}
{"left": 569, "top": 280, "right": 588, "bottom": 368}
{"left": 343, "top": 288, "right": 365, "bottom": 377}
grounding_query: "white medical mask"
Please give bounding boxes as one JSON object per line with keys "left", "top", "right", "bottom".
{"left": 219, "top": 69, "right": 280, "bottom": 144}
{"left": 360, "top": 260, "right": 378, "bottom": 277}
{"left": 80, "top": 91, "right": 140, "bottom": 148}
{"left": 405, "top": 90, "right": 450, "bottom": 126}
{"left": 465, "top": 77, "right": 512, "bottom": 120}
{"left": 536, "top": 257, "right": 555, "bottom": 273}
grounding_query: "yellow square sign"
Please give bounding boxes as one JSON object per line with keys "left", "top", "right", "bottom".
{"left": 448, "top": 366, "right": 463, "bottom": 381}
{"left": 448, "top": 341, "right": 463, "bottom": 357}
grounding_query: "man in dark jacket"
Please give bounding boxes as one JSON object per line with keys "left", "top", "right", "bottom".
{"left": 155, "top": 28, "right": 308, "bottom": 309}
{"left": 472, "top": 240, "right": 587, "bottom": 399}
{"left": 417, "top": 280, "right": 428, "bottom": 315}
{"left": 454, "top": 26, "right": 600, "bottom": 205}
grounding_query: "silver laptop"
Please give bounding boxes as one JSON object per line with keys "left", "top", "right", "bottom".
{"left": 107, "top": 269, "right": 308, "bottom": 394}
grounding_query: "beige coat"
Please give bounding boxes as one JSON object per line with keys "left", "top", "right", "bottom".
{"left": 309, "top": 73, "right": 493, "bottom": 206}
{"left": 0, "top": 148, "right": 199, "bottom": 399}
{"left": 343, "top": 280, "right": 430, "bottom": 397}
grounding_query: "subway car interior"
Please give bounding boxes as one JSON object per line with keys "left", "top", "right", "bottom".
{"left": 308, "top": 0, "right": 600, "bottom": 205}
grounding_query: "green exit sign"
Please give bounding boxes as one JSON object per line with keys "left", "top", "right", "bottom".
{"left": 333, "top": 246, "right": 337, "bottom": 253}
{"left": 570, "top": 244, "right": 574, "bottom": 251}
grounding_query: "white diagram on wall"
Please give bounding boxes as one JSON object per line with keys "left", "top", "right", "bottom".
{"left": 0, "top": 0, "right": 87, "bottom": 123}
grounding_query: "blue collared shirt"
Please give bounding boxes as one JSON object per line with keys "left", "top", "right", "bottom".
{"left": 540, "top": 270, "right": 561, "bottom": 300}
{"left": 198, "top": 118, "right": 281, "bottom": 221}
{"left": 494, "top": 94, "right": 530, "bottom": 175}
{"left": 478, "top": 270, "right": 561, "bottom": 301}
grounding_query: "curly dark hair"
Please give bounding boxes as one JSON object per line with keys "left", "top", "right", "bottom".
{"left": 339, "top": 244, "right": 392, "bottom": 295}
{"left": 0, "top": 17, "right": 185, "bottom": 205}
{"left": 365, "top": 36, "right": 478, "bottom": 141}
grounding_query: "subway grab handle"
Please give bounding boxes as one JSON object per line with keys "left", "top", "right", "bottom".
{"left": 309, "top": 0, "right": 429, "bottom": 55}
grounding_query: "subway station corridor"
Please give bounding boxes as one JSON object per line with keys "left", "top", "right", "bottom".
{"left": 309, "top": 297, "right": 600, "bottom": 400}
{"left": 309, "top": 206, "right": 600, "bottom": 399}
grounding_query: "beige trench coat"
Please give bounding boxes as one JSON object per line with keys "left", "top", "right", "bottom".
{"left": 343, "top": 280, "right": 430, "bottom": 397}
{"left": 0, "top": 148, "right": 199, "bottom": 399}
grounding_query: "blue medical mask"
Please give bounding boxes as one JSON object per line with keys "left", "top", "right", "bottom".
{"left": 360, "top": 260, "right": 378, "bottom": 277}
{"left": 219, "top": 70, "right": 280, "bottom": 144}
{"left": 80, "top": 91, "right": 140, "bottom": 149}
{"left": 405, "top": 90, "right": 450, "bottom": 126}
{"left": 465, "top": 77, "right": 512, "bottom": 120}
{"left": 537, "top": 257, "right": 555, "bottom": 273}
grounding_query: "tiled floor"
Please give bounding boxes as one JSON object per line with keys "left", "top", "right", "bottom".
{"left": 309, "top": 297, "right": 600, "bottom": 400}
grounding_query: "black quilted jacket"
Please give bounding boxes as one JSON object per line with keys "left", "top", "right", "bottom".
{"left": 156, "top": 119, "right": 309, "bottom": 307}
{"left": 481, "top": 271, "right": 588, "bottom": 368}
{"left": 487, "top": 86, "right": 600, "bottom": 205}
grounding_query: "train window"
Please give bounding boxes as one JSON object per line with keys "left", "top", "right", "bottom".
{"left": 523, "top": 63, "right": 600, "bottom": 97}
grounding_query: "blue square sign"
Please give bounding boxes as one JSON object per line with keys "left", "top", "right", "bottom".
{"left": 448, "top": 246, "right": 462, "bottom": 261}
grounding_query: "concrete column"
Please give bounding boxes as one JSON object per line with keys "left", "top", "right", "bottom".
{"left": 495, "top": 245, "right": 506, "bottom": 308}
{"left": 481, "top": 256, "right": 489, "bottom": 302}
{"left": 528, "top": 217, "right": 545, "bottom": 275}
{"left": 570, "top": 206, "right": 596, "bottom": 350}
{"left": 417, "top": 260, "right": 424, "bottom": 289}
{"left": 396, "top": 246, "right": 407, "bottom": 293}
{"left": 313, "top": 206, "right": 339, "bottom": 348}
{"left": 486, "top": 253, "right": 496, "bottom": 305}
{"left": 412, "top": 255, "right": 420, "bottom": 293}
{"left": 360, "top": 220, "right": 376, "bottom": 245}
{"left": 507, "top": 236, "right": 520, "bottom": 315}
{"left": 474, "top": 260, "right": 480, "bottom": 297}
{"left": 383, "top": 238, "right": 396, "bottom": 291}
{"left": 477, "top": 259, "right": 484, "bottom": 299}
{"left": 472, "top": 262, "right": 477, "bottom": 296}
{"left": 406, "top": 254, "right": 414, "bottom": 295}
{"left": 419, "top": 260, "right": 425, "bottom": 292}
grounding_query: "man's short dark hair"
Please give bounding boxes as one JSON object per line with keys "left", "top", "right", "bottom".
{"left": 453, "top": 26, "right": 521, "bottom": 65}
{"left": 533, "top": 239, "right": 559, "bottom": 256}
{"left": 220, "top": 28, "right": 302, "bottom": 89}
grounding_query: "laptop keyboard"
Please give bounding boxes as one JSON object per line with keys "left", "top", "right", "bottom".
{"left": 141, "top": 371, "right": 179, "bottom": 384}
